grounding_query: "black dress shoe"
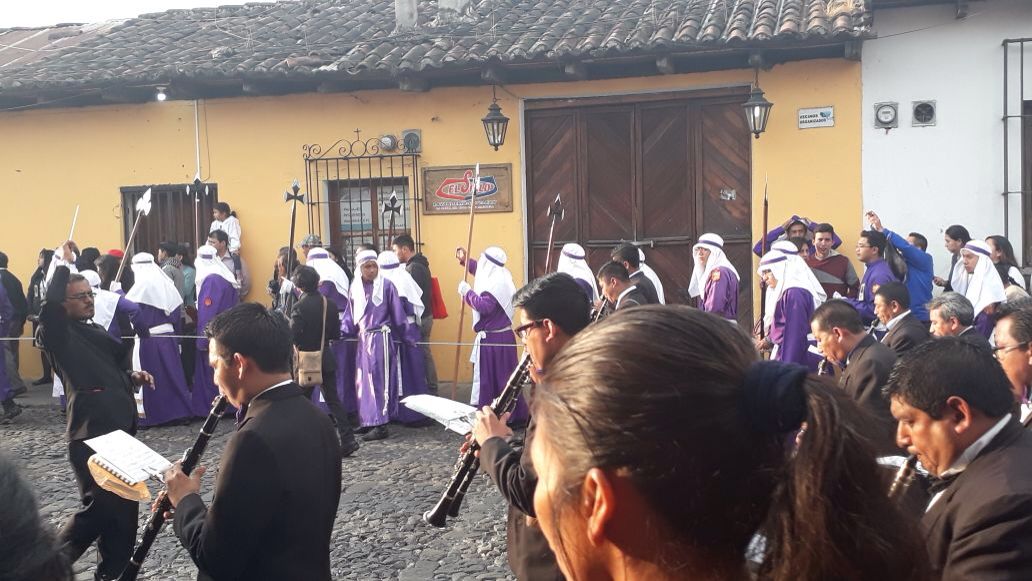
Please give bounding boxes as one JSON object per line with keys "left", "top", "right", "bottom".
{"left": 361, "top": 425, "right": 388, "bottom": 441}
{"left": 340, "top": 438, "right": 360, "bottom": 458}
{"left": 32, "top": 377, "right": 51, "bottom": 386}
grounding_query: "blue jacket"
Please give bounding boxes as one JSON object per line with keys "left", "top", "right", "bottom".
{"left": 884, "top": 229, "right": 934, "bottom": 322}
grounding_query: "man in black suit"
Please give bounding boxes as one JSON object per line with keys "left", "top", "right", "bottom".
{"left": 597, "top": 262, "right": 647, "bottom": 311}
{"left": 39, "top": 266, "right": 153, "bottom": 581}
{"left": 164, "top": 302, "right": 342, "bottom": 581}
{"left": 927, "top": 292, "right": 991, "bottom": 349}
{"left": 992, "top": 303, "right": 1032, "bottom": 426}
{"left": 289, "top": 265, "right": 359, "bottom": 456}
{"left": 874, "top": 282, "right": 929, "bottom": 356}
{"left": 885, "top": 338, "right": 1032, "bottom": 578}
{"left": 610, "top": 243, "right": 659, "bottom": 305}
{"left": 0, "top": 251, "right": 28, "bottom": 373}
{"left": 811, "top": 300, "right": 899, "bottom": 455}
{"left": 472, "top": 273, "right": 589, "bottom": 580}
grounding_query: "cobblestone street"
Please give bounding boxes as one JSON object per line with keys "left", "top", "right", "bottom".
{"left": 1, "top": 386, "right": 515, "bottom": 581}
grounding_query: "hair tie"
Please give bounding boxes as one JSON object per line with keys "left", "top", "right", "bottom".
{"left": 742, "top": 361, "right": 808, "bottom": 434}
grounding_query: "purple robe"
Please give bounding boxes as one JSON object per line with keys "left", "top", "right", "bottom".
{"left": 461, "top": 258, "right": 527, "bottom": 423}
{"left": 769, "top": 288, "right": 815, "bottom": 367}
{"left": 974, "top": 310, "right": 997, "bottom": 339}
{"left": 700, "top": 266, "right": 739, "bottom": 321}
{"left": 136, "top": 305, "right": 193, "bottom": 426}
{"left": 192, "top": 276, "right": 239, "bottom": 416}
{"left": 343, "top": 278, "right": 418, "bottom": 427}
{"left": 573, "top": 279, "right": 595, "bottom": 304}
{"left": 105, "top": 295, "right": 142, "bottom": 341}
{"left": 846, "top": 259, "right": 897, "bottom": 325}
{"left": 394, "top": 297, "right": 429, "bottom": 423}
{"left": 313, "top": 281, "right": 357, "bottom": 415}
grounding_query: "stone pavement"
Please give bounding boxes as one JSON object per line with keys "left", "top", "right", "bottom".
{"left": 1, "top": 384, "right": 516, "bottom": 580}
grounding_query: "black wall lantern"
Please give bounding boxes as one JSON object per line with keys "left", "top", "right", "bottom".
{"left": 742, "top": 69, "right": 773, "bottom": 139}
{"left": 482, "top": 86, "right": 509, "bottom": 150}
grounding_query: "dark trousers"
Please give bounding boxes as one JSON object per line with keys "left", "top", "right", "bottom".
{"left": 6, "top": 319, "right": 23, "bottom": 370}
{"left": 303, "top": 368, "right": 356, "bottom": 444}
{"left": 32, "top": 320, "right": 53, "bottom": 380}
{"left": 419, "top": 316, "right": 438, "bottom": 395}
{"left": 60, "top": 440, "right": 138, "bottom": 580}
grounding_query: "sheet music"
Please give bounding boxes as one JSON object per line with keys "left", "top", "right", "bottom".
{"left": 402, "top": 395, "right": 477, "bottom": 435}
{"left": 85, "top": 430, "right": 172, "bottom": 483}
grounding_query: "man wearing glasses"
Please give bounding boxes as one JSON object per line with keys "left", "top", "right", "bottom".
{"left": 992, "top": 303, "right": 1032, "bottom": 426}
{"left": 845, "top": 230, "right": 899, "bottom": 325}
{"left": 38, "top": 266, "right": 153, "bottom": 580}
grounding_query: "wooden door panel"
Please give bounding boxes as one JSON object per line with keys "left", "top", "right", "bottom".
{"left": 640, "top": 104, "right": 692, "bottom": 240}
{"left": 699, "top": 103, "right": 751, "bottom": 237}
{"left": 527, "top": 111, "right": 579, "bottom": 278}
{"left": 640, "top": 246, "right": 688, "bottom": 304}
{"left": 583, "top": 109, "right": 634, "bottom": 242}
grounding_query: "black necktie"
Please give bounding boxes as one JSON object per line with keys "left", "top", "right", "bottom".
{"left": 928, "top": 472, "right": 959, "bottom": 494}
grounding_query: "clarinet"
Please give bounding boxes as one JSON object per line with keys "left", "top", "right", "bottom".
{"left": 119, "top": 395, "right": 229, "bottom": 581}
{"left": 424, "top": 353, "right": 533, "bottom": 527}
{"left": 887, "top": 454, "right": 919, "bottom": 503}
{"left": 589, "top": 297, "right": 610, "bottom": 323}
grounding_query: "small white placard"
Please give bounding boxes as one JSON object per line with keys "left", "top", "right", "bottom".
{"left": 798, "top": 106, "right": 835, "bottom": 129}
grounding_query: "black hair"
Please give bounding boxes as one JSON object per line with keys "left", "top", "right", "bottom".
{"left": 207, "top": 229, "right": 229, "bottom": 245}
{"left": 885, "top": 337, "right": 1013, "bottom": 419}
{"left": 177, "top": 243, "right": 194, "bottom": 267}
{"left": 875, "top": 281, "right": 910, "bottom": 310}
{"left": 998, "top": 305, "right": 1032, "bottom": 344}
{"left": 291, "top": 265, "right": 320, "bottom": 294}
{"left": 204, "top": 303, "right": 292, "bottom": 374}
{"left": 596, "top": 261, "right": 630, "bottom": 283}
{"left": 74, "top": 248, "right": 100, "bottom": 273}
{"left": 610, "top": 243, "right": 640, "bottom": 268}
{"left": 813, "top": 223, "right": 835, "bottom": 236}
{"left": 159, "top": 241, "right": 180, "bottom": 256}
{"left": 0, "top": 455, "right": 73, "bottom": 581}
{"left": 0, "top": 251, "right": 7, "bottom": 268}
{"left": 392, "top": 234, "right": 416, "bottom": 251}
{"left": 907, "top": 232, "right": 928, "bottom": 251}
{"left": 39, "top": 249, "right": 54, "bottom": 273}
{"left": 945, "top": 225, "right": 971, "bottom": 244}
{"left": 986, "top": 235, "right": 1020, "bottom": 269}
{"left": 513, "top": 273, "right": 590, "bottom": 337}
{"left": 997, "top": 297, "right": 1032, "bottom": 319}
{"left": 859, "top": 230, "right": 886, "bottom": 256}
{"left": 811, "top": 299, "right": 865, "bottom": 334}
{"left": 788, "top": 236, "right": 809, "bottom": 252}
{"left": 214, "top": 202, "right": 236, "bottom": 218}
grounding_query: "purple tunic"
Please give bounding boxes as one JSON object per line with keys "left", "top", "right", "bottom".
{"left": 136, "top": 305, "right": 193, "bottom": 426}
{"left": 974, "top": 310, "right": 997, "bottom": 339}
{"left": 106, "top": 295, "right": 142, "bottom": 341}
{"left": 343, "top": 279, "right": 417, "bottom": 427}
{"left": 314, "top": 281, "right": 357, "bottom": 415}
{"left": 846, "top": 259, "right": 897, "bottom": 325}
{"left": 769, "top": 288, "right": 815, "bottom": 367}
{"left": 461, "top": 258, "right": 527, "bottom": 423}
{"left": 700, "top": 266, "right": 739, "bottom": 321}
{"left": 192, "top": 276, "right": 239, "bottom": 416}
{"left": 395, "top": 297, "right": 429, "bottom": 423}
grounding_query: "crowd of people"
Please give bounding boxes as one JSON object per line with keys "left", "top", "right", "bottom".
{"left": 3, "top": 205, "right": 1032, "bottom": 581}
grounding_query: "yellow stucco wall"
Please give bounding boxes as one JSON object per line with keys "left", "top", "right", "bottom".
{"left": 0, "top": 57, "right": 861, "bottom": 381}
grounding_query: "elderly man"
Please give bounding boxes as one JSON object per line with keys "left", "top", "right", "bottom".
{"left": 873, "top": 282, "right": 929, "bottom": 356}
{"left": 992, "top": 304, "right": 1032, "bottom": 425}
{"left": 756, "top": 249, "right": 824, "bottom": 366}
{"left": 886, "top": 338, "right": 1032, "bottom": 578}
{"left": 926, "top": 292, "right": 990, "bottom": 348}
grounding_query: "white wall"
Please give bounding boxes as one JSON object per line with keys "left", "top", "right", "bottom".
{"left": 862, "top": 0, "right": 1032, "bottom": 276}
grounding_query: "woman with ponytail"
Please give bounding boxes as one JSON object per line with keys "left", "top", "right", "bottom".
{"left": 529, "top": 306, "right": 927, "bottom": 580}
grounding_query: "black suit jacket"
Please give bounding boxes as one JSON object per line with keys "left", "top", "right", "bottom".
{"left": 629, "top": 270, "right": 659, "bottom": 305}
{"left": 289, "top": 291, "right": 341, "bottom": 372}
{"left": 922, "top": 419, "right": 1032, "bottom": 579}
{"left": 174, "top": 383, "right": 342, "bottom": 581}
{"left": 958, "top": 326, "right": 992, "bottom": 350}
{"left": 0, "top": 269, "right": 28, "bottom": 323}
{"left": 881, "top": 312, "right": 930, "bottom": 356}
{"left": 840, "top": 334, "right": 899, "bottom": 455}
{"left": 615, "top": 288, "right": 648, "bottom": 310}
{"left": 38, "top": 268, "right": 137, "bottom": 441}
{"left": 480, "top": 418, "right": 564, "bottom": 580}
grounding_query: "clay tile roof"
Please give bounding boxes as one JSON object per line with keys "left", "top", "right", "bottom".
{"left": 0, "top": 0, "right": 869, "bottom": 97}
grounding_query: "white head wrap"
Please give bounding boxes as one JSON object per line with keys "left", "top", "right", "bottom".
{"left": 80, "top": 270, "right": 118, "bottom": 332}
{"left": 636, "top": 248, "right": 666, "bottom": 304}
{"left": 126, "top": 253, "right": 184, "bottom": 315}
{"left": 195, "top": 245, "right": 239, "bottom": 291}
{"left": 472, "top": 247, "right": 516, "bottom": 326}
{"left": 758, "top": 250, "right": 826, "bottom": 330}
{"left": 306, "top": 248, "right": 350, "bottom": 296}
{"left": 82, "top": 270, "right": 102, "bottom": 289}
{"left": 960, "top": 241, "right": 1007, "bottom": 315}
{"left": 772, "top": 240, "right": 801, "bottom": 255}
{"left": 688, "top": 234, "right": 740, "bottom": 299}
{"left": 557, "top": 243, "right": 598, "bottom": 302}
{"left": 377, "top": 250, "right": 424, "bottom": 319}
{"left": 350, "top": 249, "right": 383, "bottom": 320}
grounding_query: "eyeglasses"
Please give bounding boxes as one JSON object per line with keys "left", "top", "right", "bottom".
{"left": 66, "top": 291, "right": 95, "bottom": 302}
{"left": 514, "top": 320, "right": 545, "bottom": 339}
{"left": 856, "top": 243, "right": 872, "bottom": 249}
{"left": 993, "top": 342, "right": 1029, "bottom": 360}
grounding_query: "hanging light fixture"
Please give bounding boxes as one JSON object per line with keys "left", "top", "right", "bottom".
{"left": 482, "top": 85, "right": 509, "bottom": 151}
{"left": 742, "top": 69, "right": 773, "bottom": 139}
{"left": 155, "top": 86, "right": 168, "bottom": 102}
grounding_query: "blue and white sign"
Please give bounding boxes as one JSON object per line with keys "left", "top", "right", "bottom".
{"left": 797, "top": 106, "right": 835, "bottom": 129}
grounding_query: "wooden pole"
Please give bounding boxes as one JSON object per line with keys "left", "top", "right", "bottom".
{"left": 114, "top": 211, "right": 145, "bottom": 284}
{"left": 450, "top": 171, "right": 479, "bottom": 400}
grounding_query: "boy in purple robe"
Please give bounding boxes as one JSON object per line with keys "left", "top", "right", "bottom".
{"left": 344, "top": 250, "right": 419, "bottom": 441}
{"left": 757, "top": 252, "right": 824, "bottom": 368}
{"left": 127, "top": 253, "right": 194, "bottom": 427}
{"left": 378, "top": 250, "right": 429, "bottom": 424}
{"left": 455, "top": 246, "right": 527, "bottom": 424}
{"left": 306, "top": 248, "right": 358, "bottom": 418}
{"left": 191, "top": 245, "right": 240, "bottom": 416}
{"left": 845, "top": 230, "right": 898, "bottom": 325}
{"left": 687, "top": 233, "right": 740, "bottom": 322}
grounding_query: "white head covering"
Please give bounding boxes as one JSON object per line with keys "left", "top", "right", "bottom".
{"left": 758, "top": 250, "right": 826, "bottom": 330}
{"left": 81, "top": 270, "right": 102, "bottom": 289}
{"left": 126, "top": 253, "right": 184, "bottom": 315}
{"left": 306, "top": 248, "right": 350, "bottom": 296}
{"left": 688, "top": 234, "right": 740, "bottom": 299}
{"left": 350, "top": 249, "right": 383, "bottom": 320}
{"left": 772, "top": 240, "right": 801, "bottom": 255}
{"left": 377, "top": 250, "right": 424, "bottom": 319}
{"left": 960, "top": 241, "right": 1007, "bottom": 315}
{"left": 637, "top": 248, "right": 666, "bottom": 304}
{"left": 950, "top": 254, "right": 971, "bottom": 296}
{"left": 195, "top": 245, "right": 239, "bottom": 291}
{"left": 557, "top": 243, "right": 598, "bottom": 302}
{"left": 473, "top": 247, "right": 516, "bottom": 326}
{"left": 82, "top": 270, "right": 119, "bottom": 332}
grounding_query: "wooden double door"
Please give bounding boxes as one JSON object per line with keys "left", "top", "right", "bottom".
{"left": 525, "top": 90, "right": 755, "bottom": 325}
